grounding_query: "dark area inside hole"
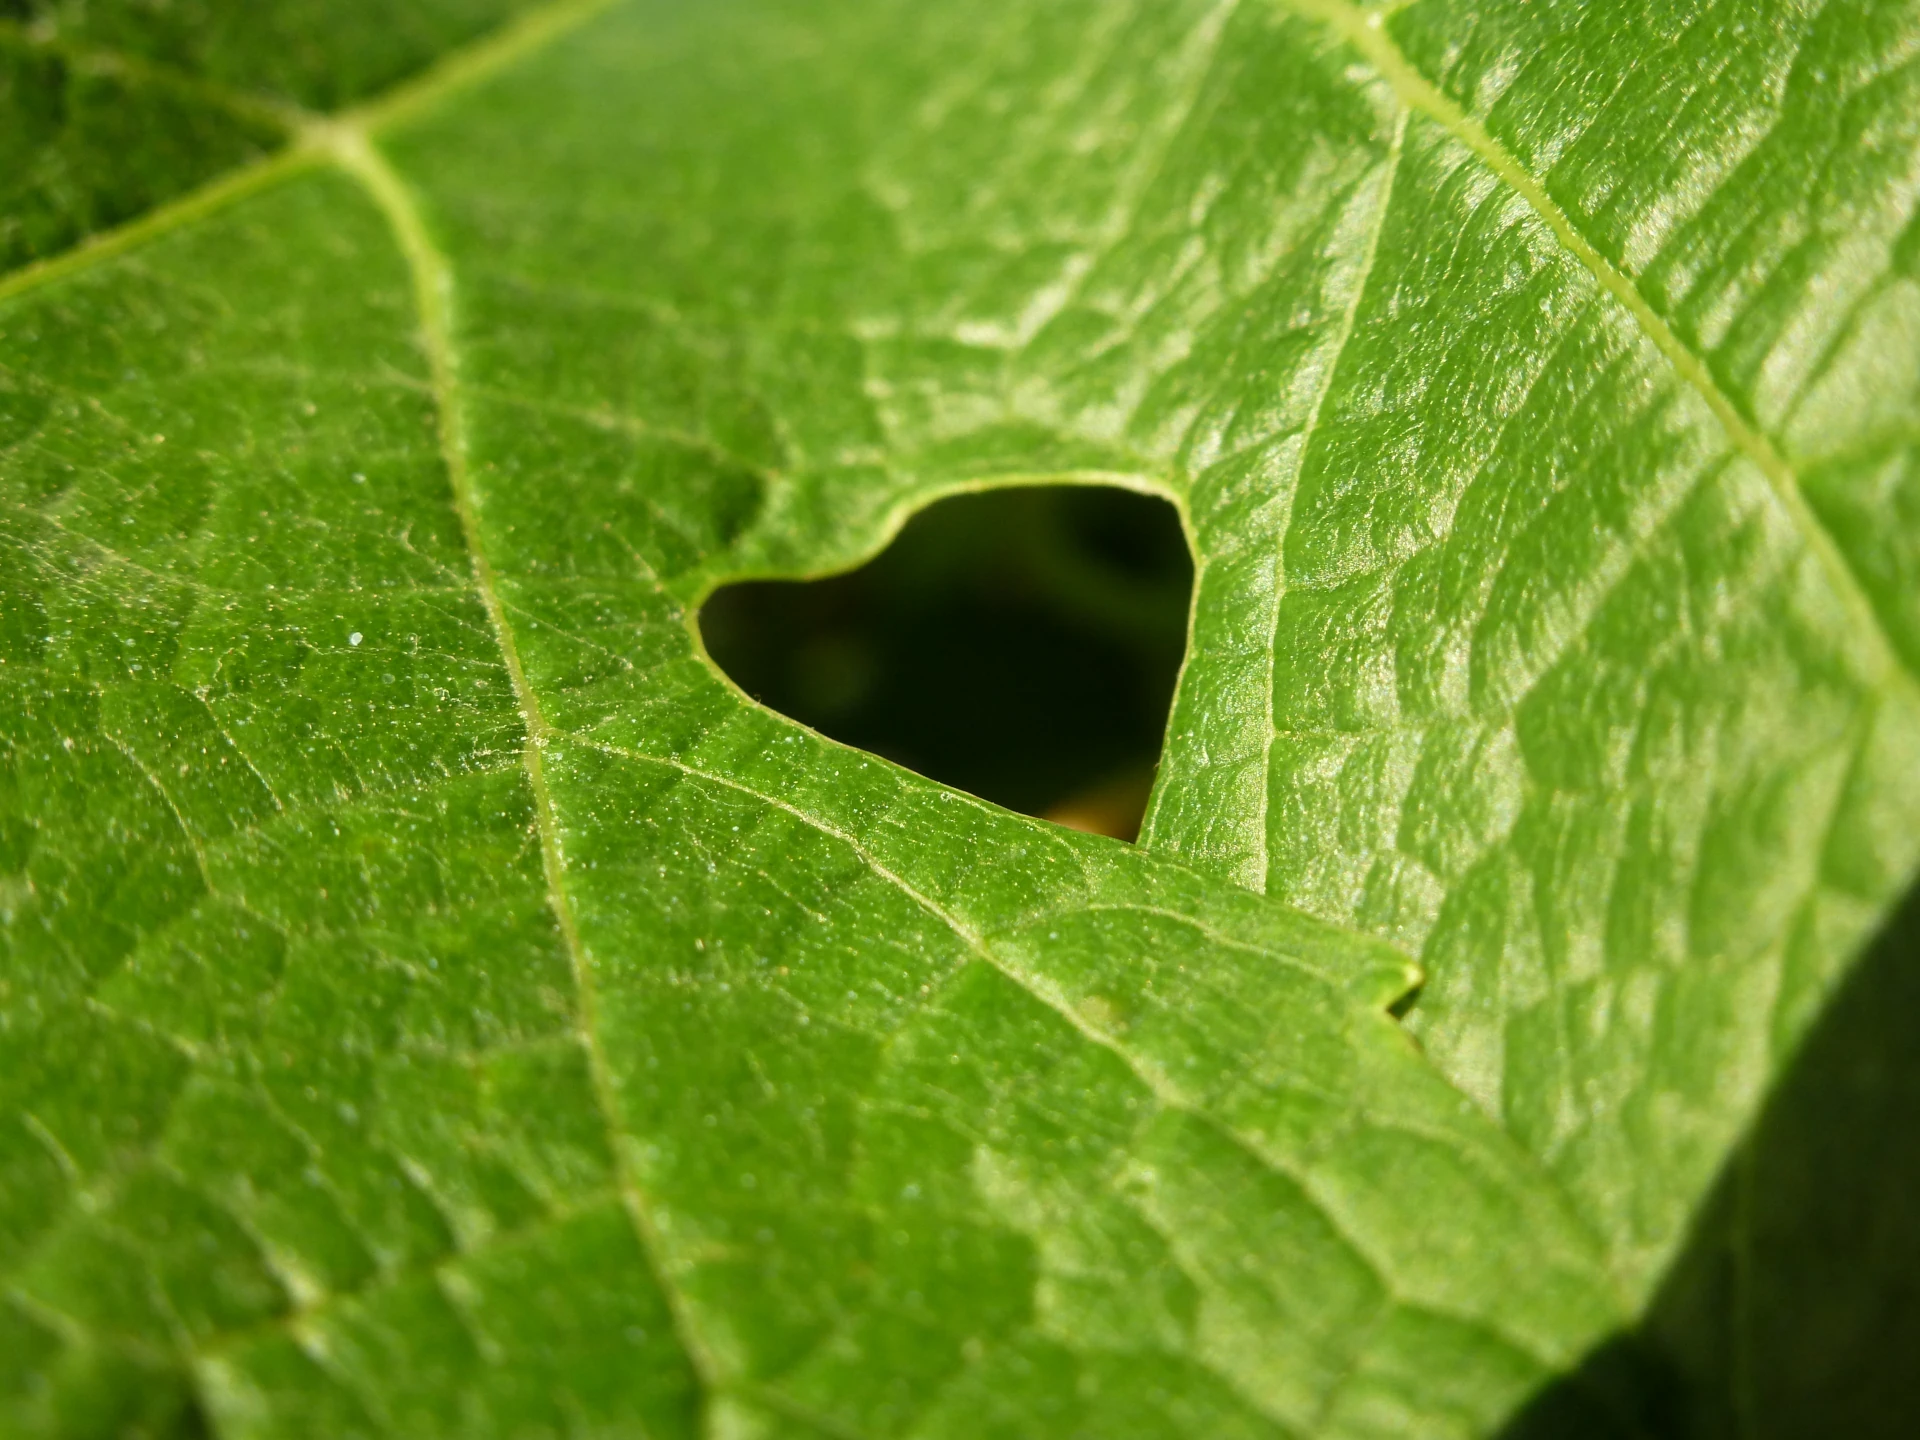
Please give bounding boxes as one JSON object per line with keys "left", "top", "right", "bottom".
{"left": 698, "top": 485, "right": 1193, "bottom": 840}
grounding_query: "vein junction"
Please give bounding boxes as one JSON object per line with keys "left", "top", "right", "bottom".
{"left": 6, "top": 0, "right": 1903, "bottom": 1423}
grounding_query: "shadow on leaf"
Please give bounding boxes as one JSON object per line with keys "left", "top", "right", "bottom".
{"left": 1499, "top": 879, "right": 1920, "bottom": 1438}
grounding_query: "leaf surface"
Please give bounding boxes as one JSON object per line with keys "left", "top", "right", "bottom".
{"left": 0, "top": 0, "right": 557, "bottom": 273}
{"left": 3, "top": 0, "right": 1918, "bottom": 1436}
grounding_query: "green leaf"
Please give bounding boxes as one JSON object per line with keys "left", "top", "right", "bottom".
{"left": 0, "top": 0, "right": 550, "bottom": 272}
{"left": 3, "top": 1, "right": 1917, "bottom": 1436}
{"left": 1144, "top": 0, "right": 1920, "bottom": 1295}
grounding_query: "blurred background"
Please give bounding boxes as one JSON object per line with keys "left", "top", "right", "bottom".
{"left": 699, "top": 485, "right": 1193, "bottom": 841}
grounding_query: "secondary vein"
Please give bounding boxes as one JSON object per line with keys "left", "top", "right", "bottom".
{"left": 574, "top": 736, "right": 1611, "bottom": 1367}
{"left": 1283, "top": 0, "right": 1920, "bottom": 700}
{"left": 325, "top": 126, "right": 721, "bottom": 1417}
{"left": 341, "top": 0, "right": 619, "bottom": 134}
{"left": 1251, "top": 105, "right": 1407, "bottom": 892}
{"left": 0, "top": 146, "right": 325, "bottom": 306}
{"left": 0, "top": 19, "right": 310, "bottom": 132}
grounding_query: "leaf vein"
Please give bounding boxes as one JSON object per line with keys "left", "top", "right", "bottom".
{"left": 1255, "top": 103, "right": 1409, "bottom": 894}
{"left": 1283, "top": 0, "right": 1920, "bottom": 703}
{"left": 326, "top": 127, "right": 719, "bottom": 1417}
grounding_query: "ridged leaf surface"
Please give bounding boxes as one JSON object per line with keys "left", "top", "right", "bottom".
{"left": 4, "top": 1, "right": 1918, "bottom": 1436}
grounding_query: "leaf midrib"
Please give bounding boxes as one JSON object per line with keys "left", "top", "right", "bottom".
{"left": 319, "top": 125, "right": 726, "bottom": 1411}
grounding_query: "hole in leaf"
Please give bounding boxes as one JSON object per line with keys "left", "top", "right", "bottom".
{"left": 699, "top": 485, "right": 1194, "bottom": 840}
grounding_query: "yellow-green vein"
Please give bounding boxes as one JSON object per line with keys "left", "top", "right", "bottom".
{"left": 1284, "top": 0, "right": 1920, "bottom": 701}
{"left": 323, "top": 125, "right": 721, "bottom": 1419}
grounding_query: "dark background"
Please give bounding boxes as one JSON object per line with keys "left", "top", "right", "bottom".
{"left": 699, "top": 484, "right": 1193, "bottom": 840}
{"left": 1501, "top": 881, "right": 1920, "bottom": 1439}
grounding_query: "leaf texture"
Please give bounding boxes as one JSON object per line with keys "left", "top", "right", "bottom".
{"left": 0, "top": 0, "right": 547, "bottom": 271}
{"left": 3, "top": 0, "right": 1918, "bottom": 1436}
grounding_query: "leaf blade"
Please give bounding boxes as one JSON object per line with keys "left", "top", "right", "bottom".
{"left": 6, "top": 0, "right": 1920, "bottom": 1433}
